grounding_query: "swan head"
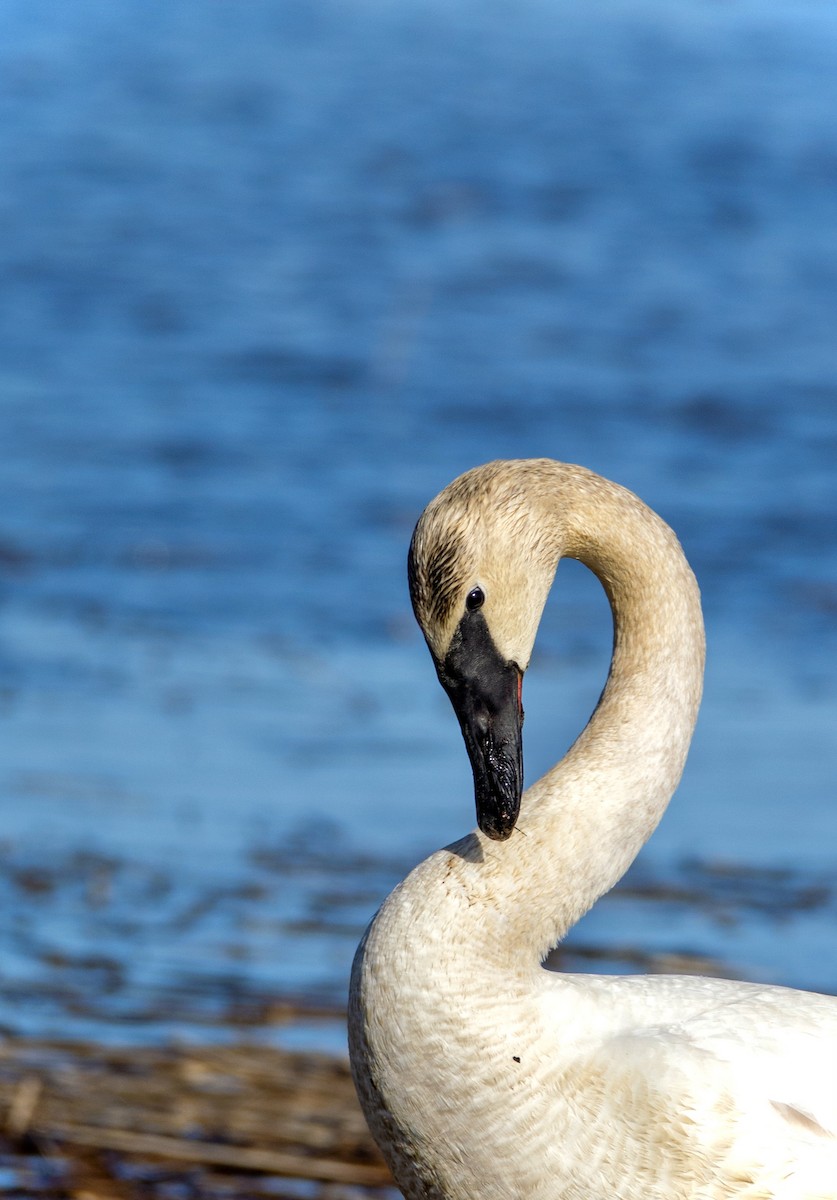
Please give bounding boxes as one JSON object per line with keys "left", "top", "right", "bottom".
{"left": 408, "top": 461, "right": 561, "bottom": 840}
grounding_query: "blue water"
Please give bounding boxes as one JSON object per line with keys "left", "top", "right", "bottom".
{"left": 1, "top": 0, "right": 836, "bottom": 1046}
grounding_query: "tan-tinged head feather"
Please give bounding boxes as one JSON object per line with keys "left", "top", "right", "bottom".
{"left": 408, "top": 459, "right": 564, "bottom": 667}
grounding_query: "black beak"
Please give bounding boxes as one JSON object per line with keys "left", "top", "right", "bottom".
{"left": 438, "top": 611, "right": 524, "bottom": 841}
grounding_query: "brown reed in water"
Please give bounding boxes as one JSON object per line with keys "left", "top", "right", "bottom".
{"left": 0, "top": 1038, "right": 394, "bottom": 1199}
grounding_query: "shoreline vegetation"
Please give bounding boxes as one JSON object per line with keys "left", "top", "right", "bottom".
{"left": 0, "top": 1033, "right": 394, "bottom": 1199}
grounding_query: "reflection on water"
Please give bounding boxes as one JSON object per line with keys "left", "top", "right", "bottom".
{"left": 1, "top": 0, "right": 836, "bottom": 1044}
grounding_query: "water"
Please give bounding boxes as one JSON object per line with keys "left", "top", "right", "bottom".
{"left": 1, "top": 0, "right": 836, "bottom": 1048}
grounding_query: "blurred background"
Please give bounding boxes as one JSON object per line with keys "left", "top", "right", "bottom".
{"left": 1, "top": 0, "right": 836, "bottom": 1053}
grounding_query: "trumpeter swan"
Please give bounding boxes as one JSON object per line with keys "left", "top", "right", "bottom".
{"left": 349, "top": 459, "right": 837, "bottom": 1199}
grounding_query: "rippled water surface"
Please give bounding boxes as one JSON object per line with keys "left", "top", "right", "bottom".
{"left": 1, "top": 0, "right": 836, "bottom": 1046}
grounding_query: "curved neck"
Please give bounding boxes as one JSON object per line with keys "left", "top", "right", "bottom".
{"left": 349, "top": 466, "right": 707, "bottom": 1199}
{"left": 469, "top": 467, "right": 706, "bottom": 962}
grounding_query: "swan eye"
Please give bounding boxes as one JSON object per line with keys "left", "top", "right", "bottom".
{"left": 465, "top": 586, "right": 485, "bottom": 612}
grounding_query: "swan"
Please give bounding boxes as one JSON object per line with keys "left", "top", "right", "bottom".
{"left": 348, "top": 459, "right": 837, "bottom": 1199}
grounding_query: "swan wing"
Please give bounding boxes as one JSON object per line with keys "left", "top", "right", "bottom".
{"left": 582, "top": 983, "right": 837, "bottom": 1197}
